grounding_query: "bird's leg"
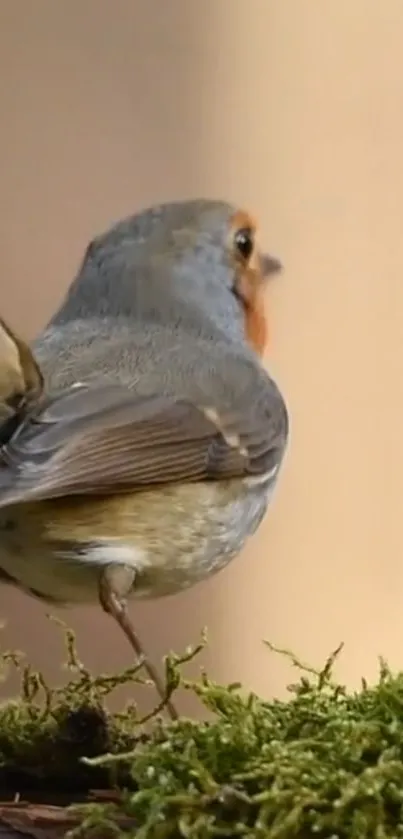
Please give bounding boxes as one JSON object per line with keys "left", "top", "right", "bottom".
{"left": 99, "top": 564, "right": 178, "bottom": 721}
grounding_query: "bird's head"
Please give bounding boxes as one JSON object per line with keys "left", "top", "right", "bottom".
{"left": 52, "top": 199, "right": 283, "bottom": 356}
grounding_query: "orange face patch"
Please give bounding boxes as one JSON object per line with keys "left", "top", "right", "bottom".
{"left": 235, "top": 269, "right": 269, "bottom": 356}
{"left": 229, "top": 210, "right": 274, "bottom": 357}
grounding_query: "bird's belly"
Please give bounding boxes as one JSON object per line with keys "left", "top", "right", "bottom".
{"left": 0, "top": 479, "right": 273, "bottom": 604}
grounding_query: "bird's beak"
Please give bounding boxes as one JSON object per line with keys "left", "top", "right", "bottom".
{"left": 261, "top": 253, "right": 283, "bottom": 279}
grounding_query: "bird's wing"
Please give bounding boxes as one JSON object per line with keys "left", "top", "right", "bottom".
{"left": 0, "top": 380, "right": 288, "bottom": 507}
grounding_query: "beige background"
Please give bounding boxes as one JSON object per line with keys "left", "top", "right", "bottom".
{"left": 1, "top": 0, "right": 403, "bottom": 713}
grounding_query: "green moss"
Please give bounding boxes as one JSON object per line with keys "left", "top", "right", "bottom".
{"left": 2, "top": 623, "right": 403, "bottom": 837}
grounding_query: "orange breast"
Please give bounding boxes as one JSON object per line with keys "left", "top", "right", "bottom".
{"left": 237, "top": 266, "right": 269, "bottom": 357}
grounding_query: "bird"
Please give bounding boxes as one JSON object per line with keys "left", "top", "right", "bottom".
{"left": 0, "top": 316, "right": 43, "bottom": 433}
{"left": 0, "top": 199, "right": 289, "bottom": 719}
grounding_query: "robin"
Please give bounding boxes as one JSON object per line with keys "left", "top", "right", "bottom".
{"left": 0, "top": 317, "right": 43, "bottom": 431}
{"left": 0, "top": 199, "right": 289, "bottom": 719}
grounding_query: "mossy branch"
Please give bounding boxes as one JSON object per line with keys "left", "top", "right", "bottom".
{"left": 1, "top": 620, "right": 403, "bottom": 837}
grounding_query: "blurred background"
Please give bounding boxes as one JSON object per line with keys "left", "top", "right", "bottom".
{"left": 1, "top": 0, "right": 403, "bottom": 714}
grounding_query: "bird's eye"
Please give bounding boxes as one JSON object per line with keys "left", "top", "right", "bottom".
{"left": 234, "top": 227, "right": 254, "bottom": 261}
